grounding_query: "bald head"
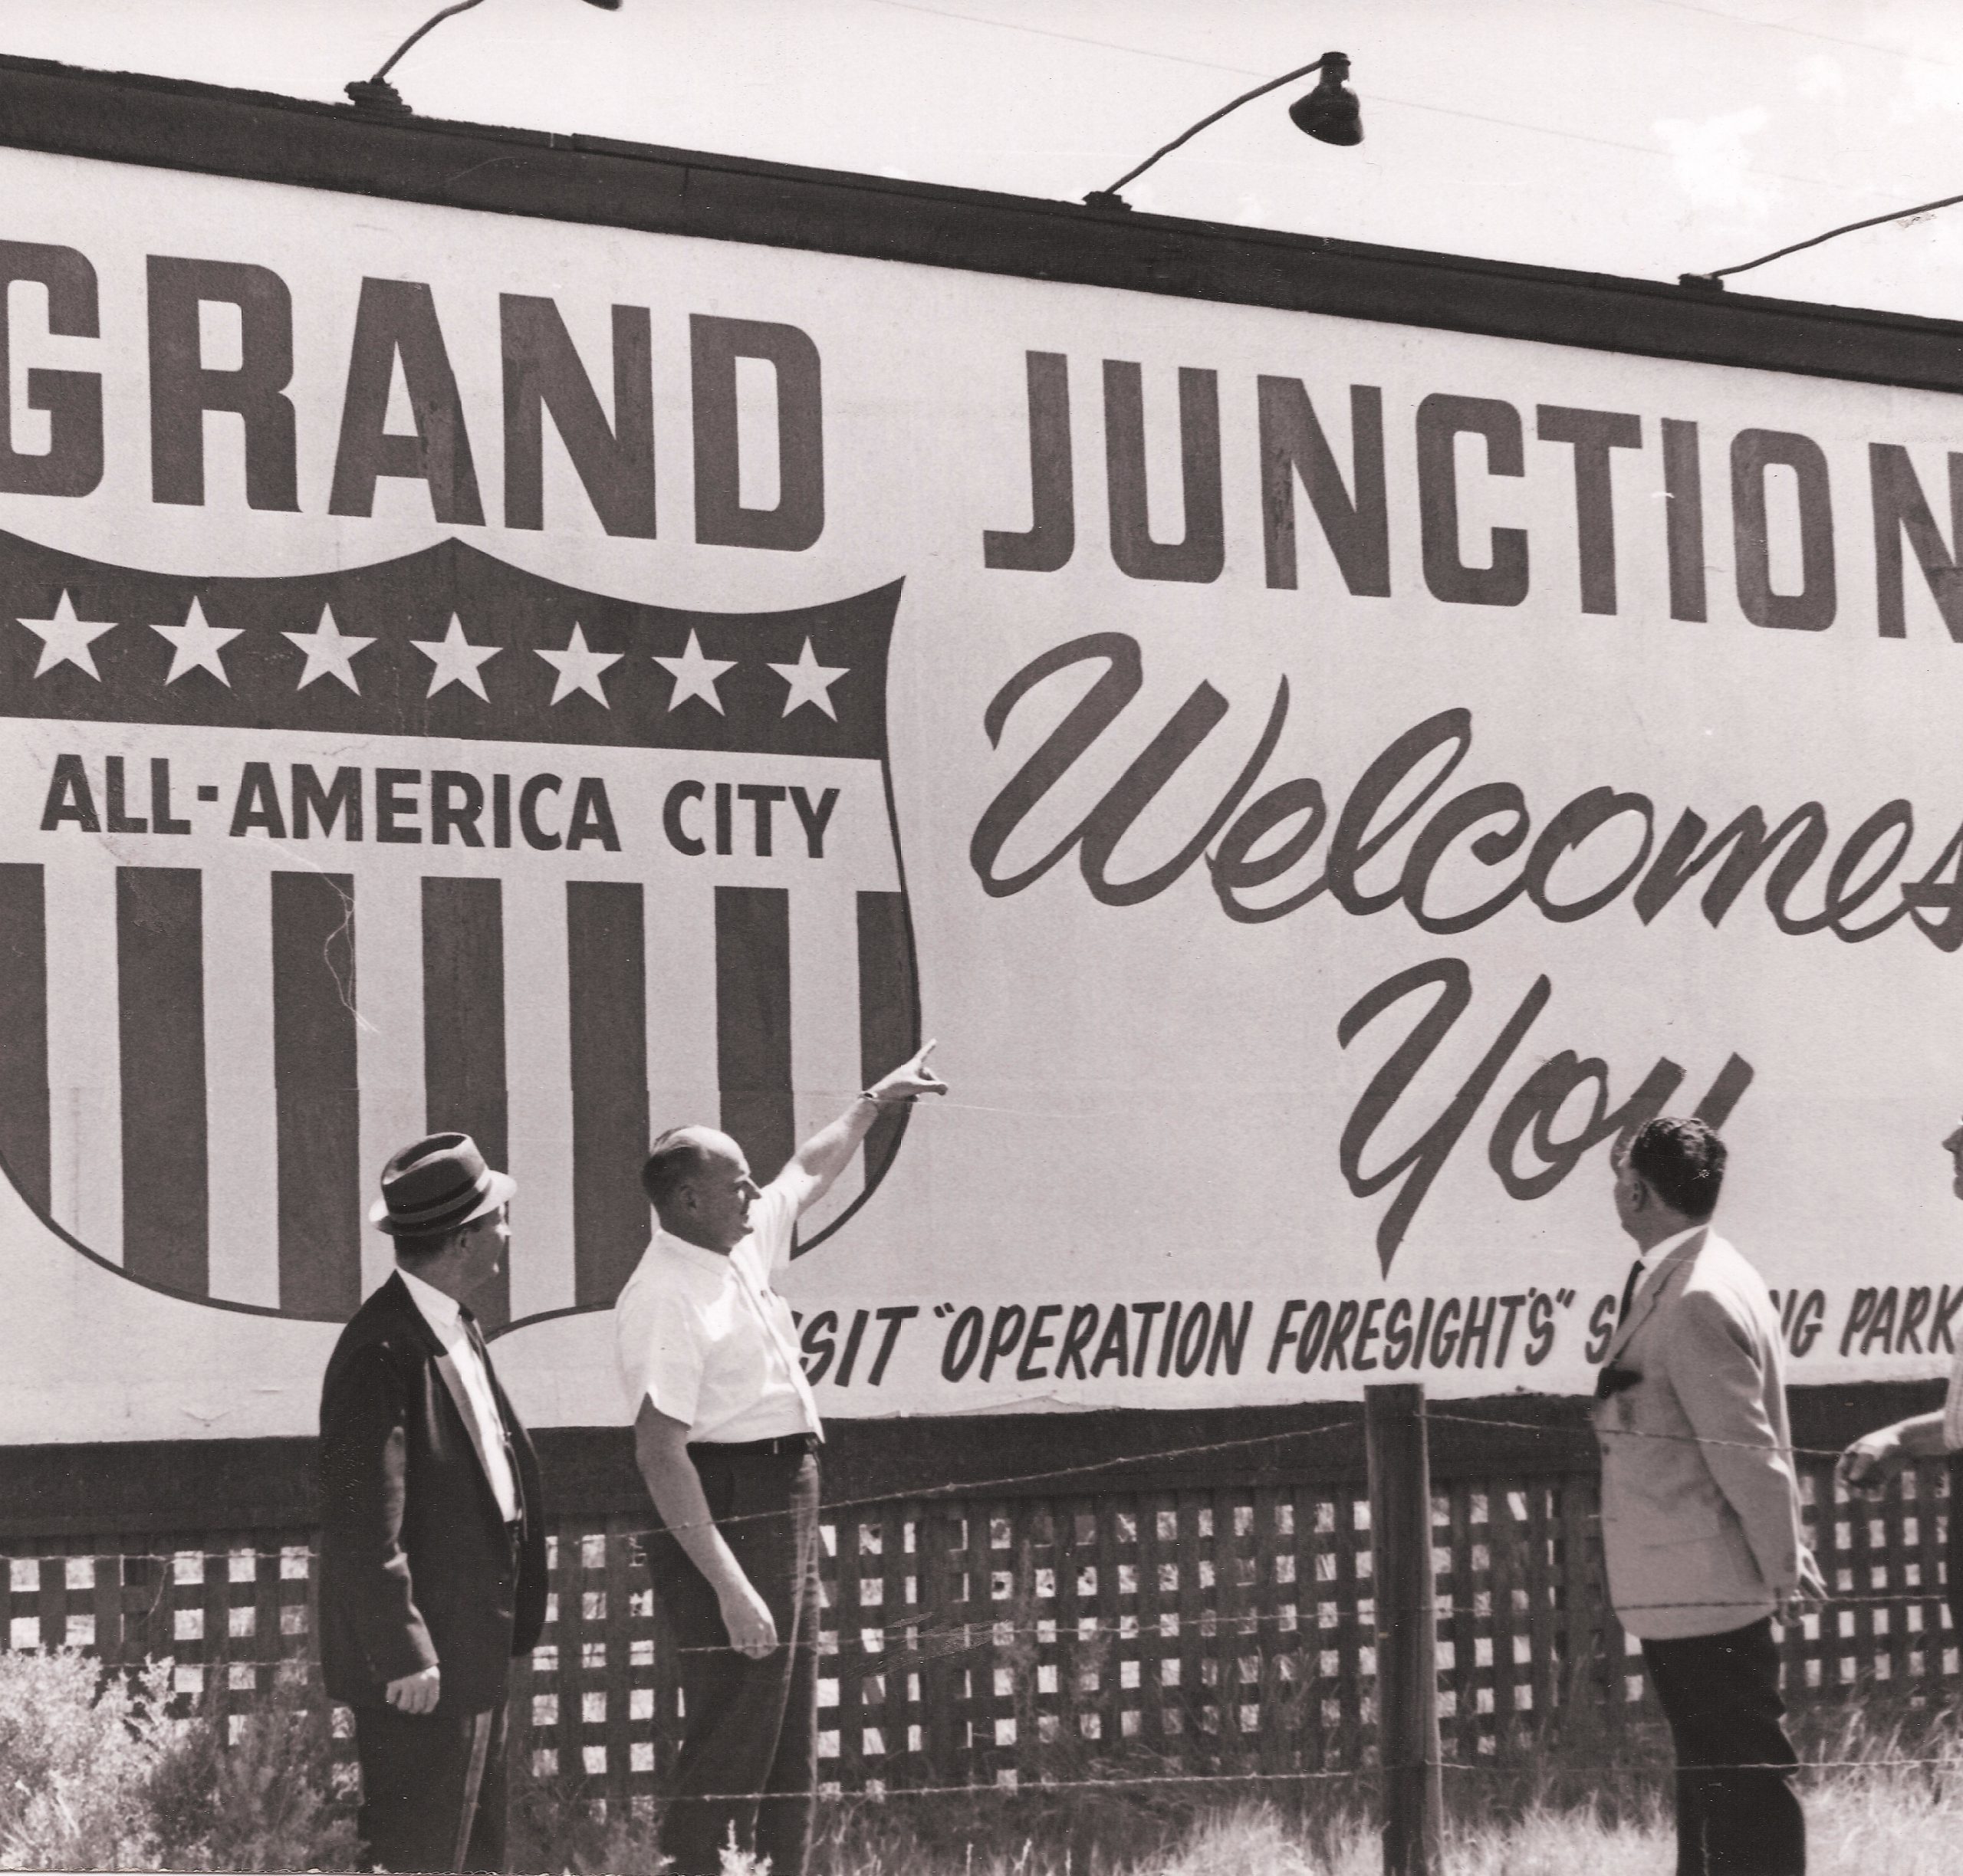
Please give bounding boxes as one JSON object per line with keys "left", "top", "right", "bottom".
{"left": 643, "top": 1126, "right": 759, "bottom": 1250}
{"left": 642, "top": 1126, "right": 721, "bottom": 1208}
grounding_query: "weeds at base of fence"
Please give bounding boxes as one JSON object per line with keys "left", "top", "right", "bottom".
{"left": 1, "top": 1651, "right": 1958, "bottom": 1874}
{"left": 805, "top": 1694, "right": 1963, "bottom": 1874}
{"left": 146, "top": 1670, "right": 360, "bottom": 1873}
{"left": 508, "top": 1755, "right": 660, "bottom": 1876}
{"left": 0, "top": 1648, "right": 357, "bottom": 1872}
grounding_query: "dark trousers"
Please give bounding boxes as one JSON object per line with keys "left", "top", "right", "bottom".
{"left": 1642, "top": 1618, "right": 1804, "bottom": 1876}
{"left": 353, "top": 1699, "right": 509, "bottom": 1873}
{"left": 643, "top": 1449, "right": 821, "bottom": 1876}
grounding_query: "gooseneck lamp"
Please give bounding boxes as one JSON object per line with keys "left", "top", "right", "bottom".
{"left": 347, "top": 0, "right": 623, "bottom": 117}
{"left": 1084, "top": 52, "right": 1362, "bottom": 212}
{"left": 1682, "top": 185, "right": 1963, "bottom": 291}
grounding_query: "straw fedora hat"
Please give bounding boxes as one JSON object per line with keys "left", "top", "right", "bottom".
{"left": 369, "top": 1132, "right": 517, "bottom": 1237}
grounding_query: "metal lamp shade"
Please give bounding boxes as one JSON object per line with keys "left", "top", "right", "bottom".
{"left": 1289, "top": 61, "right": 1363, "bottom": 146}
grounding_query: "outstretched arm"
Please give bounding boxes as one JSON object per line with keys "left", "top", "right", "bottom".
{"left": 782, "top": 1041, "right": 948, "bottom": 1214}
{"left": 1839, "top": 1409, "right": 1948, "bottom": 1492}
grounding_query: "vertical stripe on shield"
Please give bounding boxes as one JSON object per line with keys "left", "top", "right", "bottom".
{"left": 423, "top": 876, "right": 510, "bottom": 1329}
{"left": 567, "top": 881, "right": 650, "bottom": 1306}
{"left": 857, "top": 890, "right": 916, "bottom": 1194}
{"left": 117, "top": 867, "right": 209, "bottom": 1293}
{"left": 715, "top": 885, "right": 794, "bottom": 1185}
{"left": 0, "top": 864, "right": 49, "bottom": 1214}
{"left": 272, "top": 872, "right": 361, "bottom": 1319}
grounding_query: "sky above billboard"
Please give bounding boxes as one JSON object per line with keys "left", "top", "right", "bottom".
{"left": 0, "top": 1, "right": 1958, "bottom": 320}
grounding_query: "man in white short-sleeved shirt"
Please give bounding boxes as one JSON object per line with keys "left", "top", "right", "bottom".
{"left": 615, "top": 1041, "right": 946, "bottom": 1876}
{"left": 615, "top": 1171, "right": 819, "bottom": 1452}
{"left": 1839, "top": 1114, "right": 1963, "bottom": 1640}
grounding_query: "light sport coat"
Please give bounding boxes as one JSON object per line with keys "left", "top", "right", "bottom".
{"left": 1593, "top": 1228, "right": 1804, "bottom": 1641}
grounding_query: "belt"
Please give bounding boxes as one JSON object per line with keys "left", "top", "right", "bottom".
{"left": 690, "top": 1432, "right": 820, "bottom": 1457}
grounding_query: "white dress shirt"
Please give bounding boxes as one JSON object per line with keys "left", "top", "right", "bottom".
{"left": 613, "top": 1173, "right": 822, "bottom": 1444}
{"left": 398, "top": 1264, "right": 521, "bottom": 1522}
{"left": 1944, "top": 1332, "right": 1963, "bottom": 1452}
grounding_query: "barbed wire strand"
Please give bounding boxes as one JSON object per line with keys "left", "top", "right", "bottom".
{"left": 1426, "top": 1408, "right": 1911, "bottom": 1467}
{"left": 19, "top": 1403, "right": 1958, "bottom": 1807}
{"left": 35, "top": 1569, "right": 1960, "bottom": 1671}
{"left": 553, "top": 1750, "right": 1963, "bottom": 1806}
{"left": 29, "top": 1404, "right": 1927, "bottom": 1571}
{"left": 12, "top": 1421, "right": 1951, "bottom": 1670}
{"left": 0, "top": 1414, "right": 1375, "bottom": 1562}
{"left": 7, "top": 1429, "right": 1942, "bottom": 1576}
{"left": 675, "top": 1588, "right": 1955, "bottom": 1664}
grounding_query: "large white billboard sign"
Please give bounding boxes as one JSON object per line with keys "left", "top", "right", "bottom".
{"left": 0, "top": 140, "right": 1958, "bottom": 1441}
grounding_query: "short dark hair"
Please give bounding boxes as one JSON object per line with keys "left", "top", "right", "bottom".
{"left": 1620, "top": 1116, "right": 1726, "bottom": 1219}
{"left": 641, "top": 1129, "right": 714, "bottom": 1211}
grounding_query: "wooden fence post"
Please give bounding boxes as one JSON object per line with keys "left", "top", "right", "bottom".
{"left": 1365, "top": 1382, "right": 1443, "bottom": 1876}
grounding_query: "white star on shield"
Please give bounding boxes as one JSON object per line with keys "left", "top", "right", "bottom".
{"left": 284, "top": 603, "right": 376, "bottom": 692}
{"left": 654, "top": 629, "right": 737, "bottom": 715}
{"left": 768, "top": 637, "right": 848, "bottom": 719}
{"left": 536, "top": 621, "right": 623, "bottom": 707}
{"left": 150, "top": 597, "right": 242, "bottom": 686}
{"left": 15, "top": 591, "right": 116, "bottom": 680}
{"left": 412, "top": 616, "right": 501, "bottom": 700}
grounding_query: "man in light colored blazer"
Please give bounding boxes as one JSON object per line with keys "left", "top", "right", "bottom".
{"left": 1595, "top": 1115, "right": 1823, "bottom": 1876}
{"left": 1836, "top": 1111, "right": 1963, "bottom": 1642}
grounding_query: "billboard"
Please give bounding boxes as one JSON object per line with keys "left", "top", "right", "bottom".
{"left": 1, "top": 83, "right": 1960, "bottom": 1442}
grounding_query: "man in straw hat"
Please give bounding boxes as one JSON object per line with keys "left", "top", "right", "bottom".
{"left": 318, "top": 1132, "right": 548, "bottom": 1874}
{"left": 618, "top": 1040, "right": 947, "bottom": 1876}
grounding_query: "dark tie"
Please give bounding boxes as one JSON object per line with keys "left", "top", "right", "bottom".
{"left": 460, "top": 1304, "right": 489, "bottom": 1368}
{"left": 1616, "top": 1257, "right": 1645, "bottom": 1329}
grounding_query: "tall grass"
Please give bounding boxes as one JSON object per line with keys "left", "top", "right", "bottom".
{"left": 794, "top": 1695, "right": 1963, "bottom": 1875}
{"left": 0, "top": 1652, "right": 1953, "bottom": 1871}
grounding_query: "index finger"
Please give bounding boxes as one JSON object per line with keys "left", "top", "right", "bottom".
{"left": 914, "top": 1039, "right": 938, "bottom": 1069}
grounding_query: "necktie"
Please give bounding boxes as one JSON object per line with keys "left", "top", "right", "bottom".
{"left": 1616, "top": 1257, "right": 1645, "bottom": 1329}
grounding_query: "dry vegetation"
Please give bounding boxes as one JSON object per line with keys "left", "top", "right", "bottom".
{"left": 0, "top": 1647, "right": 1956, "bottom": 1871}
{"left": 798, "top": 1698, "right": 1963, "bottom": 1876}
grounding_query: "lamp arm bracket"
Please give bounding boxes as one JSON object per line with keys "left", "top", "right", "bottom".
{"left": 1089, "top": 54, "right": 1335, "bottom": 204}
{"left": 372, "top": 0, "right": 492, "bottom": 84}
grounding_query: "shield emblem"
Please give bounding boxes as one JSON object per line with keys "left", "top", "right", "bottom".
{"left": 0, "top": 530, "right": 919, "bottom": 1330}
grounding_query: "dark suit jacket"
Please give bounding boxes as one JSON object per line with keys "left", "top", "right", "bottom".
{"left": 317, "top": 1272, "right": 548, "bottom": 1711}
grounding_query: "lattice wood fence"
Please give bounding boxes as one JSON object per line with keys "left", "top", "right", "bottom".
{"left": 0, "top": 1454, "right": 1948, "bottom": 1803}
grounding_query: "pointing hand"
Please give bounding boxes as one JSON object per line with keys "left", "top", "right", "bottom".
{"left": 867, "top": 1040, "right": 949, "bottom": 1105}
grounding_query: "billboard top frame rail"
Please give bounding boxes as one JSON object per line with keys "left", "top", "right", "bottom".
{"left": 2, "top": 51, "right": 1961, "bottom": 396}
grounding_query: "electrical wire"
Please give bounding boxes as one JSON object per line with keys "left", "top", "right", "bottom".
{"left": 1629, "top": 0, "right": 1958, "bottom": 71}
{"left": 854, "top": 0, "right": 1882, "bottom": 196}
